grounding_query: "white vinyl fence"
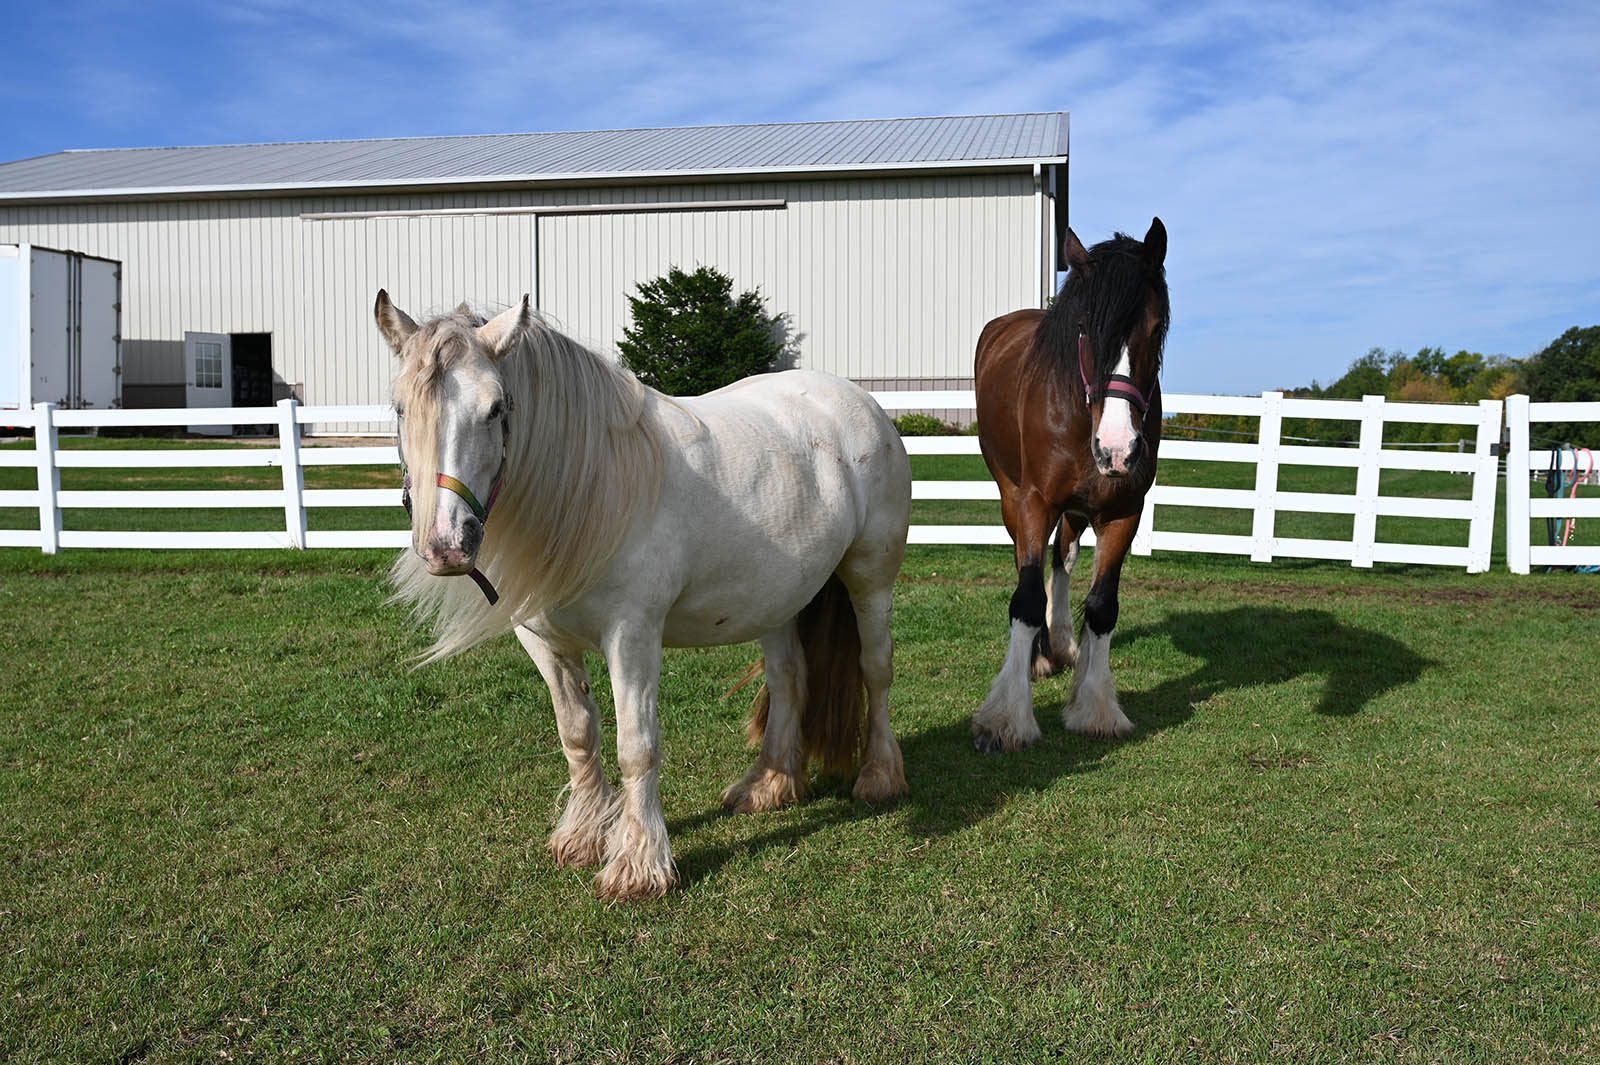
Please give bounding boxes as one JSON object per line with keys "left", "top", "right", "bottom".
{"left": 873, "top": 390, "right": 1503, "bottom": 573}
{"left": 1, "top": 392, "right": 1592, "bottom": 574}
{"left": 2, "top": 400, "right": 407, "bottom": 552}
{"left": 1503, "top": 394, "right": 1600, "bottom": 574}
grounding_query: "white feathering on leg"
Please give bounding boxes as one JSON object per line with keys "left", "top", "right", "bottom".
{"left": 974, "top": 619, "right": 1042, "bottom": 751}
{"left": 1062, "top": 626, "right": 1133, "bottom": 738}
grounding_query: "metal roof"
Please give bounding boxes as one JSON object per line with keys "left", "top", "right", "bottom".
{"left": 0, "top": 113, "right": 1068, "bottom": 202}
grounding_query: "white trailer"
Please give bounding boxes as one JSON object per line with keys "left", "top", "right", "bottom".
{"left": 1, "top": 243, "right": 121, "bottom": 415}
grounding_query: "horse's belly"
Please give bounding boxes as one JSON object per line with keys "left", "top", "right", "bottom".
{"left": 658, "top": 544, "right": 844, "bottom": 648}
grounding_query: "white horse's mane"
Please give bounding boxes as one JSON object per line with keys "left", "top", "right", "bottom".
{"left": 389, "top": 311, "right": 664, "bottom": 661}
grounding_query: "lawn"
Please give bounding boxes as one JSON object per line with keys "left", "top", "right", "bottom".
{"left": 1, "top": 440, "right": 1598, "bottom": 1063}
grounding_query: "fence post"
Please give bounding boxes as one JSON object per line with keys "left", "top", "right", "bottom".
{"left": 277, "top": 397, "right": 307, "bottom": 549}
{"left": 1505, "top": 394, "right": 1531, "bottom": 574}
{"left": 1351, "top": 394, "right": 1384, "bottom": 568}
{"left": 34, "top": 402, "right": 61, "bottom": 554}
{"left": 1251, "top": 391, "right": 1283, "bottom": 562}
{"left": 1131, "top": 489, "right": 1155, "bottom": 556}
{"left": 1465, "top": 399, "right": 1502, "bottom": 574}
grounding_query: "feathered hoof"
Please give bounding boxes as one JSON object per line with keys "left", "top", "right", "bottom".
{"left": 1061, "top": 693, "right": 1134, "bottom": 739}
{"left": 595, "top": 855, "right": 678, "bottom": 901}
{"left": 971, "top": 706, "right": 1041, "bottom": 753}
{"left": 1031, "top": 651, "right": 1074, "bottom": 680}
{"left": 547, "top": 823, "right": 608, "bottom": 868}
{"left": 852, "top": 758, "right": 907, "bottom": 804}
{"left": 722, "top": 765, "right": 805, "bottom": 814}
{"left": 596, "top": 817, "right": 677, "bottom": 901}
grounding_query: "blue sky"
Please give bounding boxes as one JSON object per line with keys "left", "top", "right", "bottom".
{"left": 2, "top": 0, "right": 1596, "bottom": 395}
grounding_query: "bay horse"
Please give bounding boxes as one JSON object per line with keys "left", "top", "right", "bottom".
{"left": 971, "top": 218, "right": 1169, "bottom": 751}
{"left": 375, "top": 291, "right": 911, "bottom": 900}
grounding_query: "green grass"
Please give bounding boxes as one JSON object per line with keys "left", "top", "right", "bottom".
{"left": 2, "top": 440, "right": 1599, "bottom": 1062}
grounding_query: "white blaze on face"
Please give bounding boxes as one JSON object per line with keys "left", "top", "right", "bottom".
{"left": 1094, "top": 343, "right": 1140, "bottom": 472}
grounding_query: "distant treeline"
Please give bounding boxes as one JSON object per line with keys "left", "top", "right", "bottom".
{"left": 1167, "top": 325, "right": 1600, "bottom": 448}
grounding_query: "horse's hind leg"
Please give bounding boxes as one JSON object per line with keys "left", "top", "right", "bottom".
{"left": 515, "top": 624, "right": 616, "bottom": 868}
{"left": 836, "top": 561, "right": 906, "bottom": 804}
{"left": 1035, "top": 518, "right": 1083, "bottom": 678}
{"left": 973, "top": 490, "right": 1054, "bottom": 752}
{"left": 722, "top": 620, "right": 808, "bottom": 814}
{"left": 1063, "top": 514, "right": 1137, "bottom": 739}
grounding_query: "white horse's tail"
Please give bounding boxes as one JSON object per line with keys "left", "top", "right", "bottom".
{"left": 740, "top": 574, "right": 865, "bottom": 773}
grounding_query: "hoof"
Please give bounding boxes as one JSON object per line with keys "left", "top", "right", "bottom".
{"left": 852, "top": 759, "right": 907, "bottom": 804}
{"left": 596, "top": 816, "right": 678, "bottom": 900}
{"left": 547, "top": 826, "right": 607, "bottom": 868}
{"left": 722, "top": 765, "right": 805, "bottom": 814}
{"left": 1061, "top": 698, "right": 1134, "bottom": 739}
{"left": 595, "top": 860, "right": 677, "bottom": 901}
{"left": 971, "top": 717, "right": 1040, "bottom": 753}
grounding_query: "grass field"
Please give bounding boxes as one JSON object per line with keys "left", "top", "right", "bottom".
{"left": 2, "top": 440, "right": 1599, "bottom": 1063}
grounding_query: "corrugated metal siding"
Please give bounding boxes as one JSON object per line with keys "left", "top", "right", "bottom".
{"left": 0, "top": 114, "right": 1067, "bottom": 196}
{"left": 533, "top": 174, "right": 1034, "bottom": 381}
{"left": 0, "top": 171, "right": 1042, "bottom": 412}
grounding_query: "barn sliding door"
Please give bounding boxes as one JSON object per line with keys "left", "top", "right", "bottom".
{"left": 536, "top": 206, "right": 790, "bottom": 359}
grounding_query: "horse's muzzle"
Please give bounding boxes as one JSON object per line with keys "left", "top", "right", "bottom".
{"left": 1092, "top": 435, "right": 1146, "bottom": 478}
{"left": 418, "top": 517, "right": 483, "bottom": 575}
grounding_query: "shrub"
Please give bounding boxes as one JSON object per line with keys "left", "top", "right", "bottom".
{"left": 891, "top": 412, "right": 954, "bottom": 436}
{"left": 617, "top": 266, "right": 788, "bottom": 396}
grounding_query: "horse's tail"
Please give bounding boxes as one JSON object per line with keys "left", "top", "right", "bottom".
{"left": 740, "top": 574, "right": 865, "bottom": 773}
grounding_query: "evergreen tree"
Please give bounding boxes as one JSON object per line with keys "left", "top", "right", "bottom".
{"left": 617, "top": 266, "right": 788, "bottom": 396}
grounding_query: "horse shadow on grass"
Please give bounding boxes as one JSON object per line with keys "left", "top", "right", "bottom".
{"left": 668, "top": 605, "right": 1432, "bottom": 887}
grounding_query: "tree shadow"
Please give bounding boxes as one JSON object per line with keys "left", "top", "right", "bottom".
{"left": 669, "top": 604, "right": 1433, "bottom": 887}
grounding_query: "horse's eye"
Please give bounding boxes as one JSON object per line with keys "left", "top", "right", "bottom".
{"left": 394, "top": 406, "right": 405, "bottom": 420}
{"left": 487, "top": 400, "right": 504, "bottom": 422}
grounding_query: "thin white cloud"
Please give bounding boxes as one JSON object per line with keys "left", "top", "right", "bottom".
{"left": 4, "top": 0, "right": 1597, "bottom": 392}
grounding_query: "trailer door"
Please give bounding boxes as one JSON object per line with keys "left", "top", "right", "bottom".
{"left": 185, "top": 331, "right": 232, "bottom": 435}
{"left": 0, "top": 245, "right": 22, "bottom": 410}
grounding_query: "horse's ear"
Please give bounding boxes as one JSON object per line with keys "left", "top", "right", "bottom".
{"left": 374, "top": 289, "right": 418, "bottom": 356}
{"left": 1143, "top": 217, "right": 1167, "bottom": 267}
{"left": 455, "top": 301, "right": 472, "bottom": 317}
{"left": 1062, "top": 227, "right": 1092, "bottom": 271}
{"left": 478, "top": 294, "right": 535, "bottom": 360}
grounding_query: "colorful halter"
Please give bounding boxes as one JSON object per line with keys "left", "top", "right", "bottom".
{"left": 1078, "top": 332, "right": 1150, "bottom": 413}
{"left": 398, "top": 418, "right": 507, "bottom": 605}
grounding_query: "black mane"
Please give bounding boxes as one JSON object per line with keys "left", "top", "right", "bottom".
{"left": 1034, "top": 232, "right": 1170, "bottom": 389}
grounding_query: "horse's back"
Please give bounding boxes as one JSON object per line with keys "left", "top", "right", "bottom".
{"left": 976, "top": 310, "right": 1043, "bottom": 383}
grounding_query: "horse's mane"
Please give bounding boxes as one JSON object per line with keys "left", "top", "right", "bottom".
{"left": 1034, "top": 232, "right": 1170, "bottom": 385}
{"left": 390, "top": 310, "right": 664, "bottom": 662}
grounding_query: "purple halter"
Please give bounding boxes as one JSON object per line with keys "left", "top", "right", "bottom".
{"left": 1078, "top": 333, "right": 1150, "bottom": 413}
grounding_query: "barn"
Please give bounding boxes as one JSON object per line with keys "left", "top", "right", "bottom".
{"left": 0, "top": 112, "right": 1067, "bottom": 424}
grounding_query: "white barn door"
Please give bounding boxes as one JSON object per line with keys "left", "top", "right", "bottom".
{"left": 184, "top": 331, "right": 232, "bottom": 435}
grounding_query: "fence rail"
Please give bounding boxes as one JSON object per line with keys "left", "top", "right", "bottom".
{"left": 4, "top": 392, "right": 1598, "bottom": 573}
{"left": 1503, "top": 394, "right": 1600, "bottom": 573}
{"left": 875, "top": 390, "right": 1503, "bottom": 571}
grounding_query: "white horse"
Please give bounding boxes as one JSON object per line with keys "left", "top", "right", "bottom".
{"left": 375, "top": 291, "right": 911, "bottom": 900}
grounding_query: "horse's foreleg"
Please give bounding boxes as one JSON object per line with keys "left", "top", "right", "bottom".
{"left": 973, "top": 491, "right": 1054, "bottom": 752}
{"left": 1063, "top": 514, "right": 1137, "bottom": 739}
{"left": 516, "top": 625, "right": 616, "bottom": 868}
{"left": 595, "top": 625, "right": 677, "bottom": 900}
{"left": 722, "top": 620, "right": 808, "bottom": 813}
{"left": 1038, "top": 518, "right": 1084, "bottom": 677}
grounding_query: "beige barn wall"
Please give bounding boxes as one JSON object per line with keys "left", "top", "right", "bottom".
{"left": 0, "top": 171, "right": 1049, "bottom": 410}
